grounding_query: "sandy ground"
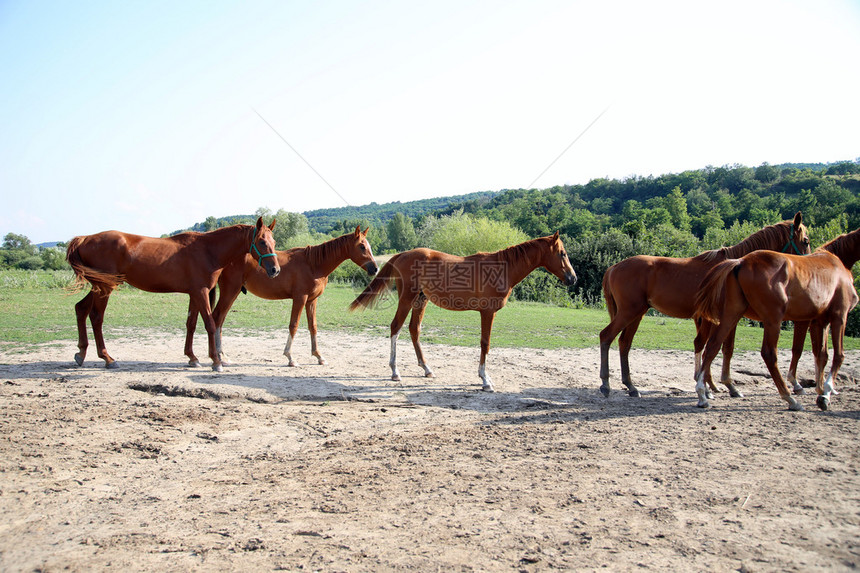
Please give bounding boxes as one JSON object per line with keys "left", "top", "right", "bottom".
{"left": 1, "top": 328, "right": 859, "bottom": 572}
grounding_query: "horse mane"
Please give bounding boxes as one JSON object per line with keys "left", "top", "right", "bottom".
{"left": 484, "top": 237, "right": 546, "bottom": 267}
{"left": 819, "top": 228, "right": 860, "bottom": 268}
{"left": 697, "top": 220, "right": 792, "bottom": 263}
{"left": 304, "top": 233, "right": 351, "bottom": 268}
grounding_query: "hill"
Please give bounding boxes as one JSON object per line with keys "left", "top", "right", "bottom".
{"left": 303, "top": 190, "right": 498, "bottom": 233}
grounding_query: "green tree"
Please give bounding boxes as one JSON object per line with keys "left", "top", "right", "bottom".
{"left": 3, "top": 233, "right": 36, "bottom": 254}
{"left": 664, "top": 186, "right": 691, "bottom": 231}
{"left": 419, "top": 212, "right": 528, "bottom": 256}
{"left": 386, "top": 213, "right": 418, "bottom": 252}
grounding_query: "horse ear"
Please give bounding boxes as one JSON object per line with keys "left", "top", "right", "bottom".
{"left": 793, "top": 211, "right": 803, "bottom": 226}
{"left": 255, "top": 217, "right": 264, "bottom": 230}
{"left": 269, "top": 219, "right": 277, "bottom": 231}
{"left": 552, "top": 231, "right": 559, "bottom": 240}
{"left": 363, "top": 226, "right": 369, "bottom": 236}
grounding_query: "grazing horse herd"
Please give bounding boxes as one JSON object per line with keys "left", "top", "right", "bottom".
{"left": 66, "top": 213, "right": 859, "bottom": 412}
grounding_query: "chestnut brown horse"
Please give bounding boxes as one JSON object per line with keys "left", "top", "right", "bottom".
{"left": 599, "top": 213, "right": 809, "bottom": 398}
{"left": 66, "top": 218, "right": 279, "bottom": 371}
{"left": 185, "top": 226, "right": 378, "bottom": 366}
{"left": 694, "top": 228, "right": 860, "bottom": 411}
{"left": 349, "top": 232, "right": 577, "bottom": 391}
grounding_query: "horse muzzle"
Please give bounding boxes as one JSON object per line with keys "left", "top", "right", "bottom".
{"left": 364, "top": 261, "right": 379, "bottom": 276}
{"left": 563, "top": 271, "right": 577, "bottom": 286}
{"left": 266, "top": 263, "right": 281, "bottom": 279}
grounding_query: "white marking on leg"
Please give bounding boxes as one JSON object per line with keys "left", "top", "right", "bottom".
{"left": 695, "top": 372, "right": 709, "bottom": 408}
{"left": 283, "top": 334, "right": 297, "bottom": 366}
{"left": 390, "top": 332, "right": 401, "bottom": 381}
{"left": 479, "top": 363, "right": 494, "bottom": 392}
{"left": 822, "top": 373, "right": 835, "bottom": 397}
{"left": 419, "top": 361, "right": 434, "bottom": 378}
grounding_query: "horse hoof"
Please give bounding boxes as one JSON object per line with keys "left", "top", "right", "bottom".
{"left": 788, "top": 401, "right": 804, "bottom": 412}
{"left": 482, "top": 384, "right": 495, "bottom": 393}
{"left": 318, "top": 359, "right": 327, "bottom": 366}
{"left": 627, "top": 388, "right": 641, "bottom": 398}
{"left": 425, "top": 372, "right": 435, "bottom": 379}
{"left": 106, "top": 361, "right": 119, "bottom": 370}
{"left": 729, "top": 389, "right": 744, "bottom": 398}
{"left": 816, "top": 396, "right": 830, "bottom": 411}
{"left": 74, "top": 353, "right": 84, "bottom": 367}
{"left": 696, "top": 400, "right": 710, "bottom": 409}
{"left": 188, "top": 360, "right": 202, "bottom": 368}
{"left": 212, "top": 364, "right": 223, "bottom": 373}
{"left": 288, "top": 362, "right": 298, "bottom": 367}
{"left": 793, "top": 387, "right": 806, "bottom": 396}
{"left": 599, "top": 385, "right": 610, "bottom": 398}
{"left": 705, "top": 391, "right": 714, "bottom": 400}
{"left": 391, "top": 374, "right": 401, "bottom": 382}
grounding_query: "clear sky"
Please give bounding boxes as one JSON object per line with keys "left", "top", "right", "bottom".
{"left": 1, "top": 0, "right": 858, "bottom": 244}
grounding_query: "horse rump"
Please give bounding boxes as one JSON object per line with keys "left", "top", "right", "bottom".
{"left": 65, "top": 236, "right": 125, "bottom": 294}
{"left": 693, "top": 259, "right": 742, "bottom": 323}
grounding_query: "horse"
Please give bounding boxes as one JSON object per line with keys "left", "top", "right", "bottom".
{"left": 348, "top": 232, "right": 577, "bottom": 391}
{"left": 599, "top": 213, "right": 809, "bottom": 398}
{"left": 694, "top": 228, "right": 860, "bottom": 411}
{"left": 184, "top": 226, "right": 378, "bottom": 366}
{"left": 65, "top": 218, "right": 280, "bottom": 371}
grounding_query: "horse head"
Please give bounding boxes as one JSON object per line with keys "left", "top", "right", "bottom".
{"left": 350, "top": 226, "right": 378, "bottom": 275}
{"left": 786, "top": 211, "right": 811, "bottom": 255}
{"left": 251, "top": 217, "right": 281, "bottom": 278}
{"left": 542, "top": 231, "right": 577, "bottom": 286}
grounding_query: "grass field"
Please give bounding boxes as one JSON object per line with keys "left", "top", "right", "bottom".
{"left": 2, "top": 270, "right": 857, "bottom": 352}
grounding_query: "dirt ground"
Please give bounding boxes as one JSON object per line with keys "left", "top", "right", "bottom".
{"left": 1, "top": 328, "right": 859, "bottom": 572}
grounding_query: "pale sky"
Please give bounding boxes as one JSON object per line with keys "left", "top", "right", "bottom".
{"left": 1, "top": 0, "right": 858, "bottom": 244}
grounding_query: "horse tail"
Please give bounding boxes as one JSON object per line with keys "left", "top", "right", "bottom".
{"left": 694, "top": 259, "right": 742, "bottom": 323}
{"left": 349, "top": 256, "right": 399, "bottom": 311}
{"left": 602, "top": 267, "right": 617, "bottom": 319}
{"left": 65, "top": 236, "right": 124, "bottom": 294}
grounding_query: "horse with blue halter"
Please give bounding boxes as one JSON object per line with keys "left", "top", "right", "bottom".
{"left": 184, "top": 226, "right": 378, "bottom": 367}
{"left": 599, "top": 213, "right": 810, "bottom": 398}
{"left": 694, "top": 228, "right": 860, "bottom": 411}
{"left": 65, "top": 218, "right": 279, "bottom": 371}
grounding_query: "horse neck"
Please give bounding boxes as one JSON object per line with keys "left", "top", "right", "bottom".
{"left": 307, "top": 235, "right": 351, "bottom": 277}
{"left": 205, "top": 225, "right": 254, "bottom": 267}
{"left": 824, "top": 229, "right": 860, "bottom": 269}
{"left": 498, "top": 240, "right": 545, "bottom": 286}
{"left": 721, "top": 222, "right": 790, "bottom": 258}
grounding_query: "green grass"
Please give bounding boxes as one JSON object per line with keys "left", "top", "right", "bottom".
{"left": 1, "top": 270, "right": 858, "bottom": 352}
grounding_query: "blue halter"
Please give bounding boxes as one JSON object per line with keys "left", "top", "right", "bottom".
{"left": 780, "top": 223, "right": 804, "bottom": 255}
{"left": 250, "top": 242, "right": 277, "bottom": 266}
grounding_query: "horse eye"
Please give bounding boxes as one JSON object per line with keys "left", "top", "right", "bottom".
{"left": 360, "top": 244, "right": 366, "bottom": 252}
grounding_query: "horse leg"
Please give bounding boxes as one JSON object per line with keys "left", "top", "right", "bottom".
{"left": 696, "top": 314, "right": 744, "bottom": 408}
{"left": 388, "top": 297, "right": 413, "bottom": 382}
{"left": 720, "top": 325, "right": 743, "bottom": 398}
{"left": 408, "top": 294, "right": 434, "bottom": 378}
{"left": 184, "top": 298, "right": 202, "bottom": 367}
{"left": 306, "top": 298, "right": 326, "bottom": 365}
{"left": 74, "top": 291, "right": 94, "bottom": 366}
{"left": 787, "top": 320, "right": 810, "bottom": 394}
{"left": 617, "top": 317, "right": 643, "bottom": 397}
{"left": 599, "top": 307, "right": 646, "bottom": 397}
{"left": 760, "top": 321, "right": 801, "bottom": 411}
{"left": 478, "top": 310, "right": 496, "bottom": 392}
{"left": 817, "top": 318, "right": 845, "bottom": 411}
{"left": 189, "top": 290, "right": 221, "bottom": 372}
{"left": 89, "top": 290, "right": 118, "bottom": 368}
{"left": 283, "top": 297, "right": 307, "bottom": 367}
